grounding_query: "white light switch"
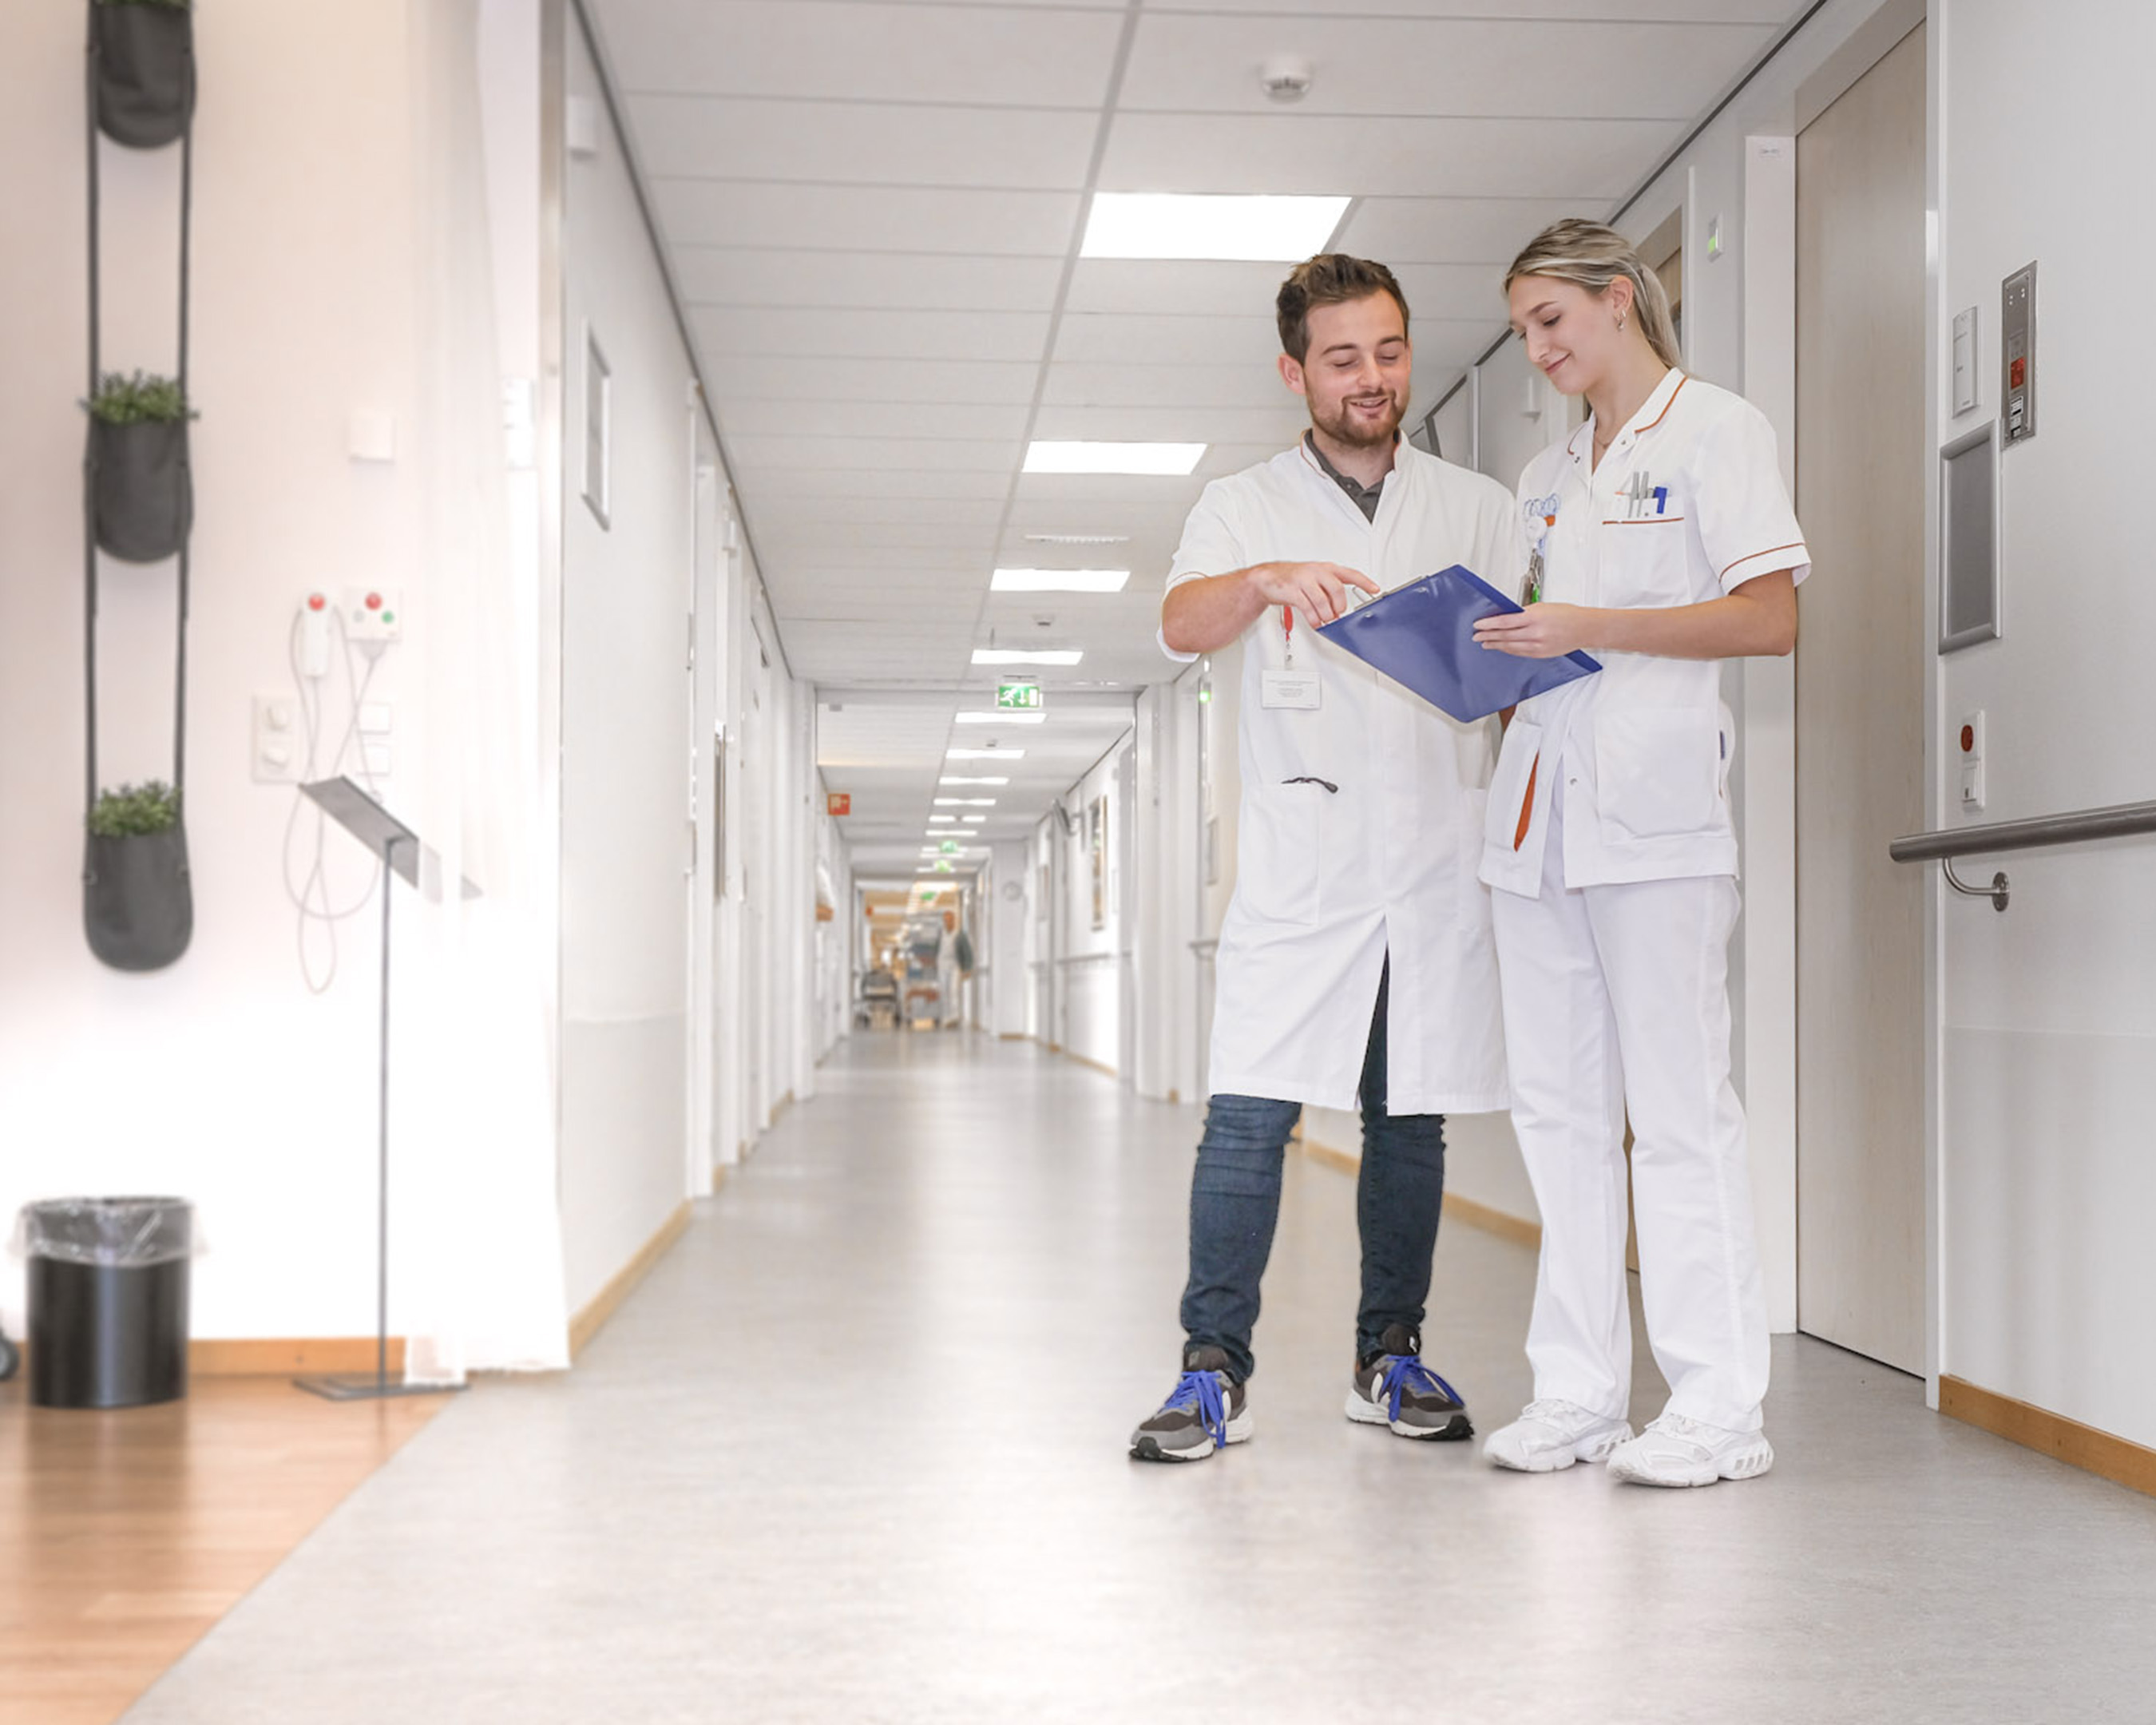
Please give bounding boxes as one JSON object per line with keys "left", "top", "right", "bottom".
{"left": 1952, "top": 307, "right": 1980, "bottom": 414}
{"left": 252, "top": 694, "right": 302, "bottom": 783}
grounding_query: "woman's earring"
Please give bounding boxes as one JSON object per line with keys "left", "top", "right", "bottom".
{"left": 1616, "top": 311, "right": 1628, "bottom": 332}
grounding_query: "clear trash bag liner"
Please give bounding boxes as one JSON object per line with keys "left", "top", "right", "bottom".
{"left": 13, "top": 1197, "right": 196, "bottom": 1267}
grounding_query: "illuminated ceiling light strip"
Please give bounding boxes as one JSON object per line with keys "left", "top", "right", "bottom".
{"left": 1080, "top": 192, "right": 1352, "bottom": 262}
{"left": 940, "top": 775, "right": 1010, "bottom": 785}
{"left": 954, "top": 712, "right": 1045, "bottom": 725}
{"left": 990, "top": 568, "right": 1131, "bottom": 594}
{"left": 971, "top": 648, "right": 1084, "bottom": 667}
{"left": 1022, "top": 442, "right": 1203, "bottom": 477}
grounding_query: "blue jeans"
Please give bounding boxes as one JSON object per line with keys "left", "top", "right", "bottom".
{"left": 1179, "top": 960, "right": 1447, "bottom": 1382}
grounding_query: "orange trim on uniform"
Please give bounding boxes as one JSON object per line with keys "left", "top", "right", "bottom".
{"left": 1513, "top": 754, "right": 1540, "bottom": 851}
{"left": 1719, "top": 541, "right": 1806, "bottom": 580}
{"left": 1635, "top": 373, "right": 1690, "bottom": 434}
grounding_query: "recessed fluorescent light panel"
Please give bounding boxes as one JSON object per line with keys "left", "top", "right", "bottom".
{"left": 934, "top": 799, "right": 998, "bottom": 807}
{"left": 1081, "top": 193, "right": 1351, "bottom": 262}
{"left": 971, "top": 649, "right": 1084, "bottom": 667}
{"left": 947, "top": 748, "right": 1024, "bottom": 759}
{"left": 1023, "top": 442, "right": 1203, "bottom": 477}
{"left": 955, "top": 712, "right": 1045, "bottom": 725}
{"left": 929, "top": 816, "right": 957, "bottom": 823}
{"left": 940, "top": 775, "right": 1009, "bottom": 786}
{"left": 990, "top": 568, "right": 1131, "bottom": 594}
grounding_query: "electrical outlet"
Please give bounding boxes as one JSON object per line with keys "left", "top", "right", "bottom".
{"left": 252, "top": 693, "right": 302, "bottom": 783}
{"left": 341, "top": 585, "right": 403, "bottom": 644}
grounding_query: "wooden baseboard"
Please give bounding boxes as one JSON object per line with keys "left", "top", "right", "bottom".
{"left": 568, "top": 1200, "right": 692, "bottom": 1359}
{"left": 192, "top": 1337, "right": 409, "bottom": 1377}
{"left": 997, "top": 1032, "right": 1028, "bottom": 1041}
{"left": 1940, "top": 1375, "right": 2156, "bottom": 1500}
{"left": 1294, "top": 1136, "right": 1543, "bottom": 1249}
{"left": 1061, "top": 1050, "right": 1118, "bottom": 1080}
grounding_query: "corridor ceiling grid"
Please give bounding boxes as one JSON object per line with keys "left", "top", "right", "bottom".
{"left": 585, "top": 0, "right": 1805, "bottom": 877}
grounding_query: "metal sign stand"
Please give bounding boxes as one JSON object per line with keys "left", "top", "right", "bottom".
{"left": 293, "top": 777, "right": 470, "bottom": 1403}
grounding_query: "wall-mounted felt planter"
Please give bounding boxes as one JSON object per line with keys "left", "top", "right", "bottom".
{"left": 91, "top": 417, "right": 192, "bottom": 563}
{"left": 84, "top": 825, "right": 193, "bottom": 972}
{"left": 94, "top": 3, "right": 196, "bottom": 150}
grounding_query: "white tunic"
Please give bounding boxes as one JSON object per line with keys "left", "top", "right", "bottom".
{"left": 1480, "top": 371, "right": 1811, "bottom": 896}
{"left": 1163, "top": 441, "right": 1521, "bottom": 1114}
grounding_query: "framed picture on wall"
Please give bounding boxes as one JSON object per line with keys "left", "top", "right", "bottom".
{"left": 1088, "top": 795, "right": 1108, "bottom": 930}
{"left": 581, "top": 322, "right": 612, "bottom": 529}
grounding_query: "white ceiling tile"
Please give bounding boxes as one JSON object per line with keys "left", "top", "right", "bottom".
{"left": 596, "top": 0, "right": 1125, "bottom": 106}
{"left": 1052, "top": 312, "right": 1282, "bottom": 368}
{"left": 692, "top": 305, "right": 1049, "bottom": 362}
{"left": 727, "top": 434, "right": 1021, "bottom": 474}
{"left": 674, "top": 248, "right": 1065, "bottom": 314}
{"left": 1334, "top": 196, "right": 1592, "bottom": 265}
{"left": 627, "top": 94, "right": 1098, "bottom": 189}
{"left": 652, "top": 180, "right": 1080, "bottom": 254}
{"left": 1097, "top": 113, "right": 1678, "bottom": 200}
{"left": 1157, "top": 0, "right": 1795, "bottom": 15}
{"left": 751, "top": 468, "right": 1013, "bottom": 499}
{"left": 1120, "top": 14, "right": 1777, "bottom": 121}
{"left": 707, "top": 354, "right": 1040, "bottom": 405}
{"left": 758, "top": 519, "right": 1001, "bottom": 551}
{"left": 719, "top": 399, "right": 1033, "bottom": 440}
{"left": 1040, "top": 361, "right": 1291, "bottom": 410}
{"left": 751, "top": 494, "right": 1008, "bottom": 528}
{"left": 1030, "top": 403, "right": 1305, "bottom": 446}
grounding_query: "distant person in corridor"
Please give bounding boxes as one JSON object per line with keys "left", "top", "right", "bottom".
{"left": 1131, "top": 256, "right": 1520, "bottom": 1461}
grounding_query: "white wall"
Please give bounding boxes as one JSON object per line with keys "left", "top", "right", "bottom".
{"left": 1931, "top": 0, "right": 2156, "bottom": 1446}
{"left": 0, "top": 3, "right": 426, "bottom": 1341}
{"left": 554, "top": 17, "right": 697, "bottom": 1315}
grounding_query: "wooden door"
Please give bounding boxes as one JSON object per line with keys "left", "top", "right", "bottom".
{"left": 1794, "top": 24, "right": 1928, "bottom": 1370}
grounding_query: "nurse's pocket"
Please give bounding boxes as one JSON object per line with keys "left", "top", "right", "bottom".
{"left": 1239, "top": 779, "right": 1326, "bottom": 925}
{"left": 1483, "top": 720, "right": 1544, "bottom": 855}
{"left": 1597, "top": 517, "right": 1689, "bottom": 609}
{"left": 1595, "top": 708, "right": 1718, "bottom": 842}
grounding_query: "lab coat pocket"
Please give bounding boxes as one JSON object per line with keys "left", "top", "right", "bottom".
{"left": 1483, "top": 720, "right": 1544, "bottom": 857}
{"left": 1239, "top": 780, "right": 1325, "bottom": 926}
{"left": 1594, "top": 708, "right": 1718, "bottom": 843}
{"left": 1596, "top": 517, "right": 1689, "bottom": 610}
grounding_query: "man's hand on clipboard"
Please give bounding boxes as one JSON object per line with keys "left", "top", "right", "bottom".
{"left": 1247, "top": 561, "right": 1381, "bottom": 628}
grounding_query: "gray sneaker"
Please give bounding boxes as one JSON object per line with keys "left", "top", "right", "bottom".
{"left": 1129, "top": 1345, "right": 1253, "bottom": 1462}
{"left": 1345, "top": 1324, "right": 1472, "bottom": 1440}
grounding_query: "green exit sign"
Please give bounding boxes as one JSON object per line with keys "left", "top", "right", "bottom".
{"left": 996, "top": 680, "right": 1044, "bottom": 711}
{"left": 940, "top": 840, "right": 960, "bottom": 855}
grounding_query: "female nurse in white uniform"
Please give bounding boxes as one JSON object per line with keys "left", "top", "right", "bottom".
{"left": 1472, "top": 219, "right": 1807, "bottom": 1487}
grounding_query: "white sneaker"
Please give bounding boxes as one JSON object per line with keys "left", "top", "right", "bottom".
{"left": 1607, "top": 1414, "right": 1774, "bottom": 1487}
{"left": 1482, "top": 1398, "right": 1633, "bottom": 1473}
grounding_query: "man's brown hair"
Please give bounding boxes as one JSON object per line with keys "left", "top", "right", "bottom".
{"left": 1275, "top": 255, "right": 1411, "bottom": 363}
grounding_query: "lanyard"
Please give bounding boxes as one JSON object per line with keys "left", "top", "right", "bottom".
{"left": 1282, "top": 603, "right": 1294, "bottom": 668}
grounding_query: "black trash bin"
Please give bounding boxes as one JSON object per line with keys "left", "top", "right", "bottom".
{"left": 21, "top": 1197, "right": 192, "bottom": 1410}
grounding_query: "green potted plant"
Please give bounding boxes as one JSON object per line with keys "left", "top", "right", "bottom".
{"left": 93, "top": 0, "right": 196, "bottom": 151}
{"left": 84, "top": 371, "right": 195, "bottom": 563}
{"left": 84, "top": 779, "right": 192, "bottom": 971}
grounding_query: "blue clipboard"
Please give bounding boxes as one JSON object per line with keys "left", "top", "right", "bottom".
{"left": 1316, "top": 565, "right": 1600, "bottom": 723}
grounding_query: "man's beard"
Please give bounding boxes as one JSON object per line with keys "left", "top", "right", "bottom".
{"left": 1310, "top": 387, "right": 1408, "bottom": 450}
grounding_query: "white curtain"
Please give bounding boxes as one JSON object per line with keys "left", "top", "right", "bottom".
{"left": 392, "top": 0, "right": 569, "bottom": 1381}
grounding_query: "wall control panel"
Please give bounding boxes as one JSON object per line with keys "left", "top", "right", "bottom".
{"left": 343, "top": 585, "right": 402, "bottom": 644}
{"left": 2001, "top": 263, "right": 2037, "bottom": 446}
{"left": 1957, "top": 710, "right": 1987, "bottom": 812}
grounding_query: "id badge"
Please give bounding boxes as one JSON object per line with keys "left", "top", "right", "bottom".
{"left": 1261, "top": 669, "right": 1322, "bottom": 711}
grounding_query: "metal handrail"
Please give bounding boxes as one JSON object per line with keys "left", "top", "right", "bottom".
{"left": 1888, "top": 799, "right": 2156, "bottom": 862}
{"left": 1888, "top": 799, "right": 2156, "bottom": 914}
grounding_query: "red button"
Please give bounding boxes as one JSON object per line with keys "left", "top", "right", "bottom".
{"left": 366, "top": 593, "right": 383, "bottom": 611}
{"left": 307, "top": 593, "right": 327, "bottom": 611}
{"left": 2010, "top": 357, "right": 2026, "bottom": 390}
{"left": 1960, "top": 724, "right": 1974, "bottom": 753}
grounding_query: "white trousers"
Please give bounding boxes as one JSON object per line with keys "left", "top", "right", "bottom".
{"left": 1490, "top": 791, "right": 1770, "bottom": 1432}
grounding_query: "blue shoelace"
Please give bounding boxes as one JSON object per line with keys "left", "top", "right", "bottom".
{"left": 1163, "top": 1369, "right": 1231, "bottom": 1452}
{"left": 1377, "top": 1354, "right": 1461, "bottom": 1424}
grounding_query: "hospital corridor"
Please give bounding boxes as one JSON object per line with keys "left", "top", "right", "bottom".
{"left": 3, "top": 1, "right": 2154, "bottom": 1721}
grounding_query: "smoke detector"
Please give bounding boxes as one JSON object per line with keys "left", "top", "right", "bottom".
{"left": 1260, "top": 54, "right": 1314, "bottom": 103}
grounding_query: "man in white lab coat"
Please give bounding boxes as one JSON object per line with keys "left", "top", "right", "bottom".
{"left": 1131, "top": 256, "right": 1518, "bottom": 1462}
